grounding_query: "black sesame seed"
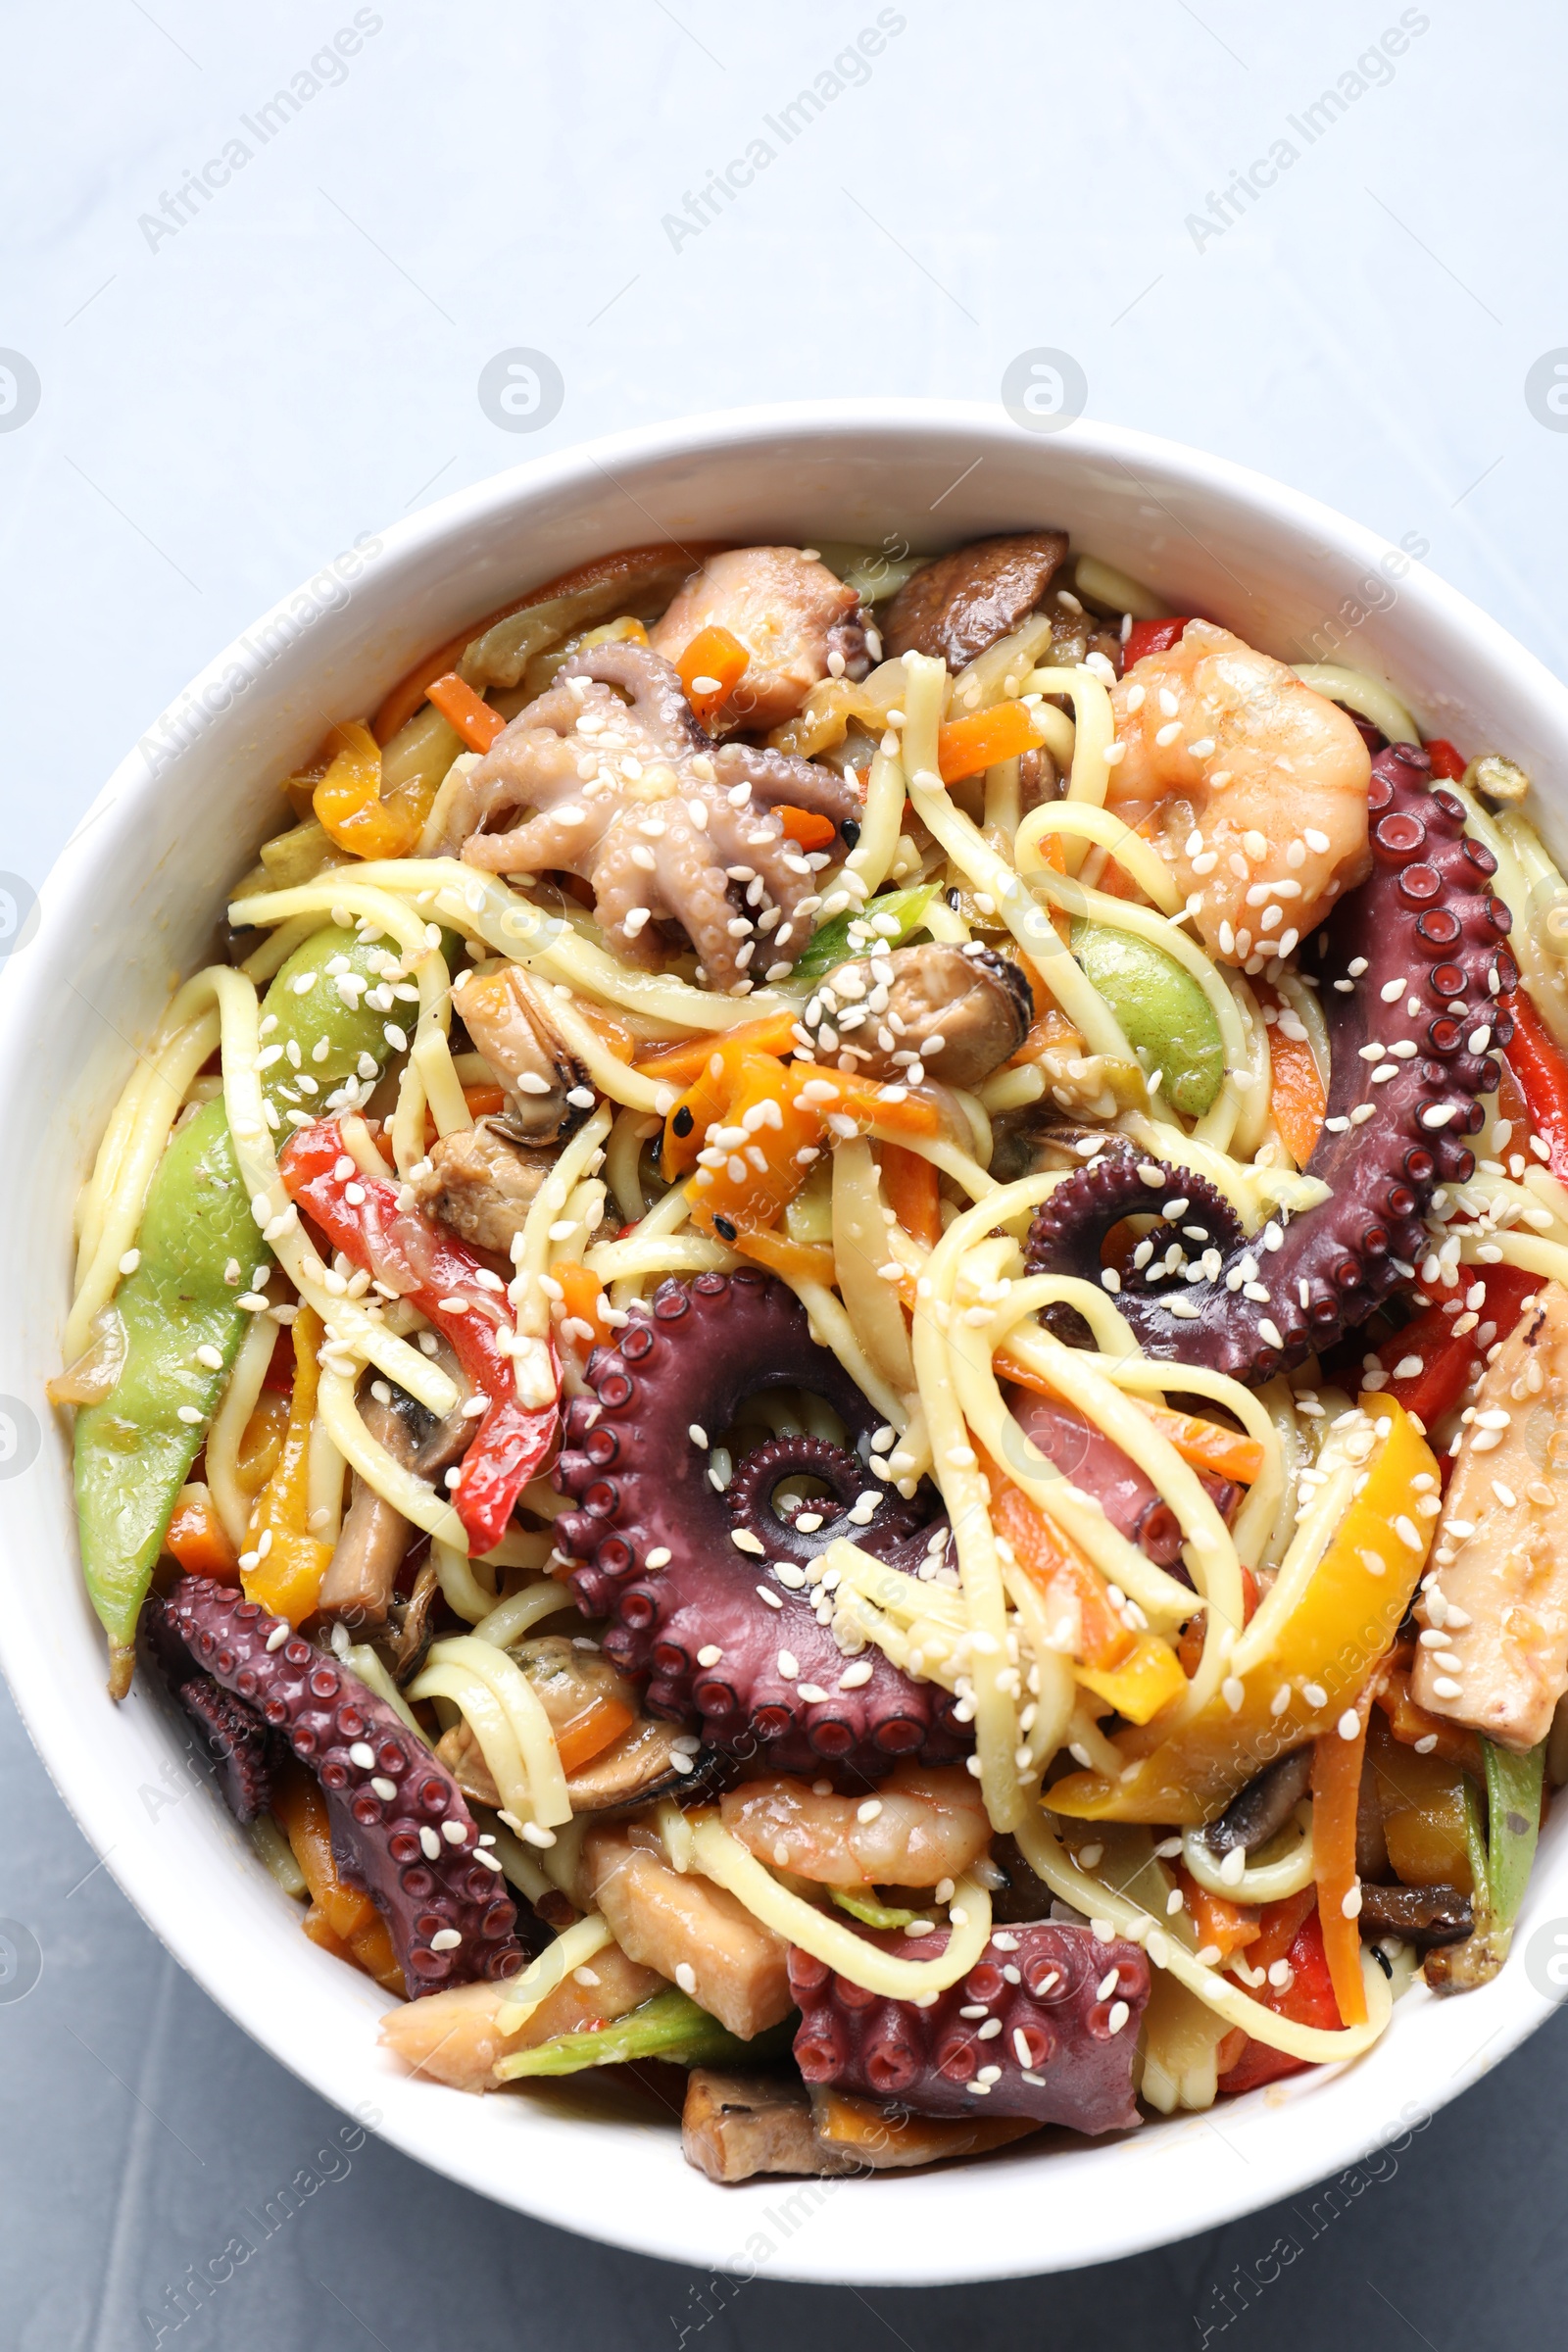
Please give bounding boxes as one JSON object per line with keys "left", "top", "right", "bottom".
{"left": 713, "top": 1215, "right": 738, "bottom": 1241}
{"left": 672, "top": 1104, "right": 694, "bottom": 1137}
{"left": 840, "top": 819, "right": 861, "bottom": 850}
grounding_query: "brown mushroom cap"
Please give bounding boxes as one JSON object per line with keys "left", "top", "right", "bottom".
{"left": 882, "top": 531, "right": 1069, "bottom": 669}
{"left": 805, "top": 943, "right": 1032, "bottom": 1090}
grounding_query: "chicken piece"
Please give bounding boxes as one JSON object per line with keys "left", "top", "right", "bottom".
{"left": 800, "top": 942, "right": 1032, "bottom": 1088}
{"left": 882, "top": 531, "right": 1069, "bottom": 669}
{"left": 681, "top": 2070, "right": 858, "bottom": 2182}
{"left": 451, "top": 965, "right": 588, "bottom": 1143}
{"left": 583, "top": 1825, "right": 792, "bottom": 2039}
{"left": 1412, "top": 1284, "right": 1568, "bottom": 1750}
{"left": 412, "top": 1118, "right": 557, "bottom": 1253}
{"left": 649, "top": 546, "right": 860, "bottom": 733}
{"left": 378, "top": 1942, "right": 662, "bottom": 2093}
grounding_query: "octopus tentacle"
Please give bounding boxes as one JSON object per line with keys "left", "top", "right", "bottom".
{"left": 171, "top": 1673, "right": 274, "bottom": 1824}
{"left": 788, "top": 1919, "right": 1150, "bottom": 2130}
{"left": 725, "top": 1434, "right": 931, "bottom": 1569}
{"left": 553, "top": 1272, "right": 965, "bottom": 1775}
{"left": 151, "top": 1577, "right": 524, "bottom": 1994}
{"left": 1026, "top": 745, "right": 1516, "bottom": 1384}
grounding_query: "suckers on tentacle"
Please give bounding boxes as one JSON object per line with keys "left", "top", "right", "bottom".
{"left": 1026, "top": 744, "right": 1517, "bottom": 1384}
{"left": 553, "top": 1271, "right": 966, "bottom": 1776}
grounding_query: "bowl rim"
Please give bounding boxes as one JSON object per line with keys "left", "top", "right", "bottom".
{"left": 7, "top": 396, "right": 1568, "bottom": 2285}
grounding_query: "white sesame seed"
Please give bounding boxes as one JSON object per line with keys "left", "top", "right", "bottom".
{"left": 429, "top": 1929, "right": 463, "bottom": 1952}
{"left": 675, "top": 1962, "right": 698, "bottom": 1995}
{"left": 349, "top": 1741, "right": 375, "bottom": 1769}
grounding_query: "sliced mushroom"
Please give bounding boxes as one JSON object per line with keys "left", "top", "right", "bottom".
{"left": 802, "top": 943, "right": 1032, "bottom": 1089}
{"left": 882, "top": 531, "right": 1069, "bottom": 669}
{"left": 1356, "top": 1883, "right": 1473, "bottom": 1948}
{"left": 451, "top": 963, "right": 590, "bottom": 1143}
{"left": 376, "top": 1553, "right": 441, "bottom": 1686}
{"left": 682, "top": 2070, "right": 858, "bottom": 2183}
{"left": 318, "top": 1362, "right": 473, "bottom": 1628}
{"left": 1201, "top": 1747, "right": 1313, "bottom": 1857}
{"left": 413, "top": 1118, "right": 559, "bottom": 1254}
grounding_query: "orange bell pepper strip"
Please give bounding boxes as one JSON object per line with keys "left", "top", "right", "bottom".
{"left": 676, "top": 623, "right": 749, "bottom": 728}
{"left": 551, "top": 1258, "right": 614, "bottom": 1374}
{"left": 1255, "top": 984, "right": 1326, "bottom": 1167}
{"left": 425, "top": 670, "right": 506, "bottom": 754}
{"left": 995, "top": 1349, "right": 1264, "bottom": 1486}
{"left": 776, "top": 805, "right": 838, "bottom": 851}
{"left": 1374, "top": 1642, "right": 1483, "bottom": 1773}
{"left": 313, "top": 720, "right": 424, "bottom": 860}
{"left": 936, "top": 700, "right": 1043, "bottom": 784}
{"left": 638, "top": 1007, "right": 801, "bottom": 1089}
{"left": 730, "top": 1226, "right": 838, "bottom": 1288}
{"left": 1046, "top": 1396, "right": 1436, "bottom": 1824}
{"left": 1310, "top": 1689, "right": 1372, "bottom": 2026}
{"left": 1176, "top": 1865, "right": 1260, "bottom": 1958}
{"left": 684, "top": 1059, "right": 942, "bottom": 1242}
{"left": 880, "top": 1141, "right": 941, "bottom": 1250}
{"left": 241, "top": 1304, "right": 333, "bottom": 1626}
{"left": 977, "top": 1444, "right": 1132, "bottom": 1671}
{"left": 273, "top": 1768, "right": 405, "bottom": 1993}
{"left": 164, "top": 1482, "right": 240, "bottom": 1583}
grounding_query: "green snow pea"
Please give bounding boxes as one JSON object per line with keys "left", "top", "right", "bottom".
{"left": 495, "top": 1988, "right": 794, "bottom": 2080}
{"left": 1071, "top": 919, "right": 1225, "bottom": 1117}
{"left": 74, "top": 921, "right": 413, "bottom": 1691}
{"left": 830, "top": 1888, "right": 917, "bottom": 1931}
{"left": 794, "top": 884, "right": 938, "bottom": 982}
{"left": 1482, "top": 1737, "right": 1544, "bottom": 1941}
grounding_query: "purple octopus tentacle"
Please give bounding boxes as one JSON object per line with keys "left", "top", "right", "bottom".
{"left": 789, "top": 1920, "right": 1150, "bottom": 2130}
{"left": 553, "top": 1270, "right": 965, "bottom": 1775}
{"left": 725, "top": 1435, "right": 931, "bottom": 1570}
{"left": 1026, "top": 745, "right": 1516, "bottom": 1385}
{"left": 152, "top": 1577, "right": 524, "bottom": 1994}
{"left": 172, "top": 1675, "right": 274, "bottom": 1824}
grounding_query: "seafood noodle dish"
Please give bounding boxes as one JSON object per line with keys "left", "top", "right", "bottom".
{"left": 57, "top": 523, "right": 1568, "bottom": 2183}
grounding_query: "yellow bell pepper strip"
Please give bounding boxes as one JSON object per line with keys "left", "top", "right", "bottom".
{"left": 1310, "top": 1686, "right": 1373, "bottom": 2027}
{"left": 1076, "top": 1634, "right": 1190, "bottom": 1729}
{"left": 674, "top": 623, "right": 750, "bottom": 729}
{"left": 936, "top": 700, "right": 1044, "bottom": 784}
{"left": 1045, "top": 1396, "right": 1436, "bottom": 1825}
{"left": 242, "top": 1303, "right": 332, "bottom": 1624}
{"left": 313, "top": 720, "right": 424, "bottom": 859}
{"left": 424, "top": 669, "right": 506, "bottom": 754}
{"left": 683, "top": 1058, "right": 943, "bottom": 1244}
{"left": 976, "top": 1444, "right": 1132, "bottom": 1671}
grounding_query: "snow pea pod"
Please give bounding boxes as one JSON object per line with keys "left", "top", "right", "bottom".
{"left": 1071, "top": 918, "right": 1225, "bottom": 1117}
{"left": 495, "top": 1987, "right": 790, "bottom": 2079}
{"left": 74, "top": 922, "right": 409, "bottom": 1691}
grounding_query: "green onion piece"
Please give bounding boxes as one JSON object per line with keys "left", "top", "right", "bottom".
{"left": 795, "top": 885, "right": 937, "bottom": 982}
{"left": 830, "top": 1888, "right": 917, "bottom": 1931}
{"left": 494, "top": 1987, "right": 791, "bottom": 2080}
{"left": 1482, "top": 1737, "right": 1544, "bottom": 1938}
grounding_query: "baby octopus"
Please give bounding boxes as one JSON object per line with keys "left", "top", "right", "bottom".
{"left": 428, "top": 639, "right": 861, "bottom": 993}
{"left": 1107, "top": 620, "right": 1372, "bottom": 968}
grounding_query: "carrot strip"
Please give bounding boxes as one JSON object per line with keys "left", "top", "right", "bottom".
{"left": 425, "top": 671, "right": 506, "bottom": 754}
{"left": 1310, "top": 1690, "right": 1372, "bottom": 2027}
{"left": 995, "top": 1348, "right": 1263, "bottom": 1485}
{"left": 776, "top": 804, "right": 838, "bottom": 851}
{"left": 164, "top": 1483, "right": 240, "bottom": 1583}
{"left": 880, "top": 1142, "right": 941, "bottom": 1250}
{"left": 976, "top": 1444, "right": 1131, "bottom": 1670}
{"left": 423, "top": 1084, "right": 507, "bottom": 1149}
{"left": 1176, "top": 1865, "right": 1260, "bottom": 1957}
{"left": 936, "top": 701, "right": 1042, "bottom": 784}
{"left": 1255, "top": 983, "right": 1326, "bottom": 1167}
{"left": 676, "top": 624, "right": 749, "bottom": 728}
{"left": 555, "top": 1693, "right": 635, "bottom": 1776}
{"left": 552, "top": 1259, "right": 615, "bottom": 1373}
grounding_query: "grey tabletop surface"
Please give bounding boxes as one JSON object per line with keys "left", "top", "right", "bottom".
{"left": 6, "top": 3, "right": 1568, "bottom": 2344}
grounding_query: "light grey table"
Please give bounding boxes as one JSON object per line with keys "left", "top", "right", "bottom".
{"left": 6, "top": 4, "right": 1568, "bottom": 2342}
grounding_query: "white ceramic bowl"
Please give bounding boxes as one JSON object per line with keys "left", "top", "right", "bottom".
{"left": 6, "top": 401, "right": 1568, "bottom": 2285}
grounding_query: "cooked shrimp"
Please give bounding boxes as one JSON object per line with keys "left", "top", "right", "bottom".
{"left": 1106, "top": 621, "right": 1371, "bottom": 966}
{"left": 719, "top": 1764, "right": 990, "bottom": 1888}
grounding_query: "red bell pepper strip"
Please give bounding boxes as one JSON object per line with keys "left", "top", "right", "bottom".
{"left": 1216, "top": 1898, "right": 1343, "bottom": 2097}
{"left": 278, "top": 1118, "right": 559, "bottom": 1554}
{"left": 1371, "top": 1263, "right": 1543, "bottom": 1429}
{"left": 1423, "top": 737, "right": 1467, "bottom": 781}
{"left": 1500, "top": 987, "right": 1568, "bottom": 1185}
{"left": 1123, "top": 616, "right": 1200, "bottom": 666}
